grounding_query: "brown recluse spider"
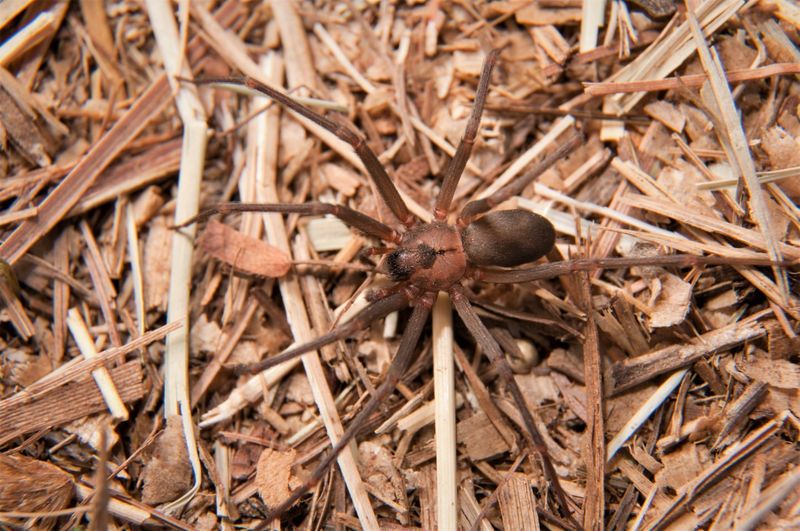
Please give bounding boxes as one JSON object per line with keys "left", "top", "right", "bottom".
{"left": 179, "top": 49, "right": 783, "bottom": 527}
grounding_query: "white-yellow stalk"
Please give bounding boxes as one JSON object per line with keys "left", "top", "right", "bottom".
{"left": 433, "top": 292, "right": 457, "bottom": 529}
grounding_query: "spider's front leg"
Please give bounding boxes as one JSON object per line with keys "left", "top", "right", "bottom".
{"left": 173, "top": 201, "right": 400, "bottom": 243}
{"left": 434, "top": 49, "right": 499, "bottom": 219}
{"left": 190, "top": 74, "right": 414, "bottom": 227}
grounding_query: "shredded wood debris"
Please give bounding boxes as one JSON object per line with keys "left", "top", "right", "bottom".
{"left": 0, "top": 1, "right": 798, "bottom": 530}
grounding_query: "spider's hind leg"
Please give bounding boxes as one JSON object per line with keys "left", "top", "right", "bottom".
{"left": 450, "top": 284, "right": 578, "bottom": 525}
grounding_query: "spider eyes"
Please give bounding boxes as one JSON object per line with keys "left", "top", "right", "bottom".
{"left": 461, "top": 209, "right": 556, "bottom": 267}
{"left": 386, "top": 244, "right": 438, "bottom": 281}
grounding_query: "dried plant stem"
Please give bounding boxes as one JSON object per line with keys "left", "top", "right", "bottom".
{"left": 479, "top": 116, "right": 576, "bottom": 199}
{"left": 603, "top": 0, "right": 744, "bottom": 114}
{"left": 608, "top": 369, "right": 687, "bottom": 464}
{"left": 66, "top": 308, "right": 128, "bottom": 421}
{"left": 579, "top": 273, "right": 604, "bottom": 531}
{"left": 144, "top": 0, "right": 208, "bottom": 512}
{"left": 580, "top": 0, "right": 607, "bottom": 52}
{"left": 433, "top": 292, "right": 457, "bottom": 529}
{"left": 124, "top": 205, "right": 145, "bottom": 335}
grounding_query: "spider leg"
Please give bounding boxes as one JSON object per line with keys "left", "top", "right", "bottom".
{"left": 236, "top": 291, "right": 411, "bottom": 374}
{"left": 459, "top": 133, "right": 582, "bottom": 225}
{"left": 257, "top": 298, "right": 432, "bottom": 527}
{"left": 472, "top": 254, "right": 785, "bottom": 284}
{"left": 450, "top": 285, "right": 577, "bottom": 524}
{"left": 193, "top": 76, "right": 414, "bottom": 227}
{"left": 174, "top": 202, "right": 400, "bottom": 243}
{"left": 434, "top": 49, "right": 499, "bottom": 219}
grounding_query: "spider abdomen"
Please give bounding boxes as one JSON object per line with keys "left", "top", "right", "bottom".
{"left": 462, "top": 209, "right": 555, "bottom": 267}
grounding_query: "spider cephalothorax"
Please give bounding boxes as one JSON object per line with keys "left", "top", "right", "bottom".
{"left": 381, "top": 222, "right": 466, "bottom": 289}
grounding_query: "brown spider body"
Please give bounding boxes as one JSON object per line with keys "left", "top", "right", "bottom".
{"left": 184, "top": 47, "right": 782, "bottom": 529}
{"left": 381, "top": 208, "right": 557, "bottom": 291}
{"left": 185, "top": 50, "right": 587, "bottom": 527}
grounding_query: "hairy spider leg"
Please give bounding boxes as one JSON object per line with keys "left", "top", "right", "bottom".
{"left": 434, "top": 49, "right": 499, "bottom": 219}
{"left": 175, "top": 202, "right": 400, "bottom": 243}
{"left": 255, "top": 300, "right": 432, "bottom": 528}
{"left": 450, "top": 285, "right": 578, "bottom": 525}
{"left": 192, "top": 75, "right": 414, "bottom": 226}
{"left": 236, "top": 291, "right": 411, "bottom": 374}
{"left": 459, "top": 132, "right": 583, "bottom": 225}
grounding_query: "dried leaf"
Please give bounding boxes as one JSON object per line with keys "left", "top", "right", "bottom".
{"left": 198, "top": 219, "right": 291, "bottom": 277}
{"left": 141, "top": 416, "right": 192, "bottom": 504}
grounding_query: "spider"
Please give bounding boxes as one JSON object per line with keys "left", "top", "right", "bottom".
{"left": 182, "top": 49, "right": 783, "bottom": 528}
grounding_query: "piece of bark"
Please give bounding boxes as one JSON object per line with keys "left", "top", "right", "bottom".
{"left": 457, "top": 411, "right": 511, "bottom": 461}
{"left": 606, "top": 320, "right": 766, "bottom": 394}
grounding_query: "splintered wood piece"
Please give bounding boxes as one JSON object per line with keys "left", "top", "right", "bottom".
{"left": 585, "top": 62, "right": 800, "bottom": 96}
{"left": 712, "top": 381, "right": 768, "bottom": 450}
{"left": 606, "top": 317, "right": 767, "bottom": 394}
{"left": 0, "top": 66, "right": 63, "bottom": 166}
{"left": 415, "top": 464, "right": 437, "bottom": 531}
{"left": 0, "top": 268, "right": 34, "bottom": 339}
{"left": 0, "top": 75, "right": 171, "bottom": 266}
{"left": 198, "top": 219, "right": 291, "bottom": 278}
{"left": 579, "top": 272, "right": 604, "bottom": 531}
{"left": 69, "top": 138, "right": 182, "bottom": 216}
{"left": 498, "top": 472, "right": 540, "bottom": 531}
{"left": 647, "top": 413, "right": 794, "bottom": 528}
{"left": 0, "top": 361, "right": 144, "bottom": 445}
{"left": 457, "top": 411, "right": 511, "bottom": 461}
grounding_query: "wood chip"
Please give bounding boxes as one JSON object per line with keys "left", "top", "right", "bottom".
{"left": 255, "top": 447, "right": 298, "bottom": 508}
{"left": 457, "top": 411, "right": 511, "bottom": 461}
{"left": 0, "top": 361, "right": 145, "bottom": 445}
